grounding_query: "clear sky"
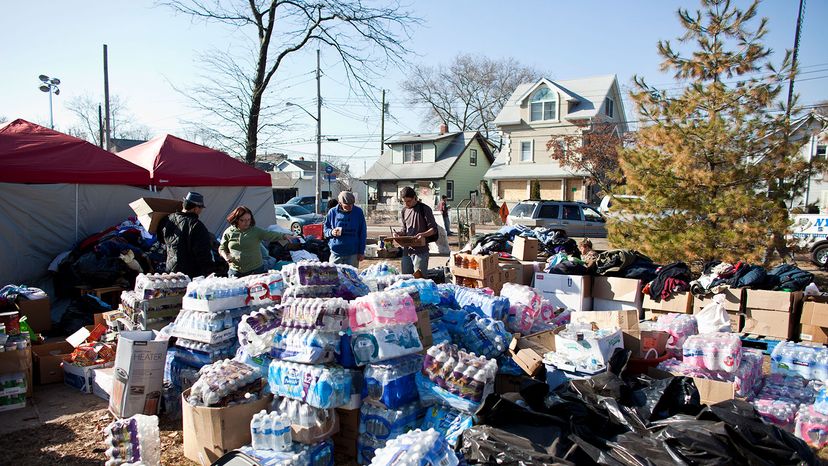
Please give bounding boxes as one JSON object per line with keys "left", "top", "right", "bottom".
{"left": 1, "top": 0, "right": 825, "bottom": 176}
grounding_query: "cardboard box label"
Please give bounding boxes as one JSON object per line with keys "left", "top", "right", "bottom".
{"left": 110, "top": 331, "right": 168, "bottom": 418}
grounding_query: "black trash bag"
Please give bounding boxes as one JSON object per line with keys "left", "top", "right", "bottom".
{"left": 51, "top": 295, "right": 112, "bottom": 337}
{"left": 459, "top": 424, "right": 578, "bottom": 465}
{"left": 302, "top": 238, "right": 330, "bottom": 262}
{"left": 424, "top": 267, "right": 447, "bottom": 284}
{"left": 70, "top": 251, "right": 127, "bottom": 288}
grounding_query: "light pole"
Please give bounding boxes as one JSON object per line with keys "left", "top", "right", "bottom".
{"left": 38, "top": 74, "right": 61, "bottom": 129}
{"left": 286, "top": 101, "right": 322, "bottom": 214}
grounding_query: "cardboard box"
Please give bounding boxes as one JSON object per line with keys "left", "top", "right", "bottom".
{"left": 454, "top": 270, "right": 503, "bottom": 294}
{"left": 799, "top": 324, "right": 828, "bottom": 344}
{"left": 693, "top": 288, "right": 745, "bottom": 312}
{"left": 32, "top": 340, "right": 73, "bottom": 384}
{"left": 649, "top": 368, "right": 734, "bottom": 405}
{"left": 554, "top": 328, "right": 624, "bottom": 365}
{"left": 129, "top": 197, "right": 182, "bottom": 234}
{"left": 532, "top": 273, "right": 592, "bottom": 312}
{"left": 742, "top": 308, "right": 794, "bottom": 340}
{"left": 570, "top": 309, "right": 642, "bottom": 356}
{"left": 183, "top": 388, "right": 272, "bottom": 465}
{"left": 519, "top": 261, "right": 545, "bottom": 286}
{"left": 416, "top": 310, "right": 433, "bottom": 348}
{"left": 0, "top": 347, "right": 32, "bottom": 397}
{"left": 511, "top": 237, "right": 539, "bottom": 261}
{"left": 642, "top": 292, "right": 693, "bottom": 314}
{"left": 391, "top": 236, "right": 426, "bottom": 248}
{"left": 62, "top": 360, "right": 112, "bottom": 393}
{"left": 509, "top": 328, "right": 560, "bottom": 376}
{"left": 592, "top": 277, "right": 642, "bottom": 304}
{"left": 93, "top": 366, "right": 114, "bottom": 401}
{"left": 15, "top": 296, "right": 51, "bottom": 333}
{"left": 109, "top": 331, "right": 169, "bottom": 418}
{"left": 801, "top": 299, "right": 828, "bottom": 328}
{"left": 745, "top": 290, "right": 802, "bottom": 312}
{"left": 499, "top": 262, "right": 522, "bottom": 285}
{"left": 639, "top": 330, "right": 670, "bottom": 356}
{"left": 592, "top": 298, "right": 641, "bottom": 312}
{"left": 451, "top": 253, "right": 499, "bottom": 279}
{"left": 727, "top": 311, "right": 743, "bottom": 333}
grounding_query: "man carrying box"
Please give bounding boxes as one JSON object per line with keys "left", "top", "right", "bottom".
{"left": 395, "top": 187, "right": 438, "bottom": 277}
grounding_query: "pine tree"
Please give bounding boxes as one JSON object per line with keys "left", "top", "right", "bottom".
{"left": 611, "top": 0, "right": 804, "bottom": 265}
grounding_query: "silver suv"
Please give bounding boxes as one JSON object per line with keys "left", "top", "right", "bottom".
{"left": 506, "top": 200, "right": 607, "bottom": 238}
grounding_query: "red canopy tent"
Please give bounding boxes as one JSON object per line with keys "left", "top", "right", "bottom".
{"left": 0, "top": 119, "right": 150, "bottom": 185}
{"left": 116, "top": 134, "right": 270, "bottom": 186}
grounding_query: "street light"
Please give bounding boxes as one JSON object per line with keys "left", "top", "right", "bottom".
{"left": 286, "top": 101, "right": 323, "bottom": 214}
{"left": 38, "top": 74, "right": 61, "bottom": 129}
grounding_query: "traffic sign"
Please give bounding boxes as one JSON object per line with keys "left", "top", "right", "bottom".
{"left": 326, "top": 174, "right": 336, "bottom": 181}
{"left": 325, "top": 165, "right": 334, "bottom": 174}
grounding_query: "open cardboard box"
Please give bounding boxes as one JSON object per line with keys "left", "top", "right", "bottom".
{"left": 508, "top": 327, "right": 561, "bottom": 376}
{"left": 390, "top": 236, "right": 426, "bottom": 248}
{"left": 129, "top": 197, "right": 182, "bottom": 234}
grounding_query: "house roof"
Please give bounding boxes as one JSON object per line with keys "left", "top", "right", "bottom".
{"left": 494, "top": 74, "right": 621, "bottom": 126}
{"left": 385, "top": 132, "right": 460, "bottom": 144}
{"left": 280, "top": 159, "right": 338, "bottom": 174}
{"left": 362, "top": 131, "right": 494, "bottom": 181}
{"left": 484, "top": 152, "right": 588, "bottom": 180}
{"left": 110, "top": 137, "right": 147, "bottom": 153}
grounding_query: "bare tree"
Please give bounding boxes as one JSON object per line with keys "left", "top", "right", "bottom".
{"left": 162, "top": 0, "right": 419, "bottom": 165}
{"left": 65, "top": 94, "right": 151, "bottom": 146}
{"left": 401, "top": 54, "right": 540, "bottom": 142}
{"left": 816, "top": 100, "right": 828, "bottom": 118}
{"left": 0, "top": 116, "right": 8, "bottom": 124}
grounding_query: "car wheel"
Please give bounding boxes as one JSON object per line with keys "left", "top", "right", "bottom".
{"left": 812, "top": 244, "right": 828, "bottom": 267}
{"left": 291, "top": 223, "right": 303, "bottom": 236}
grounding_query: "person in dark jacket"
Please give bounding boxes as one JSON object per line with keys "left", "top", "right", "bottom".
{"left": 324, "top": 191, "right": 367, "bottom": 267}
{"left": 158, "top": 192, "right": 217, "bottom": 278}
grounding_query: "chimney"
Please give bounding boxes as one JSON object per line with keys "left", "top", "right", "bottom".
{"left": 299, "top": 156, "right": 305, "bottom": 161}
{"left": 439, "top": 123, "right": 448, "bottom": 135}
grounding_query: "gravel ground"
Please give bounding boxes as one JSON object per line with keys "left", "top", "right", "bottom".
{"left": 2, "top": 253, "right": 827, "bottom": 465}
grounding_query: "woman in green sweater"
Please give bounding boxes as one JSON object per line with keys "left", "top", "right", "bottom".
{"left": 219, "top": 206, "right": 297, "bottom": 277}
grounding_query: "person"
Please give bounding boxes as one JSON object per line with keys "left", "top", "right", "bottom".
{"left": 324, "top": 191, "right": 367, "bottom": 268}
{"left": 219, "top": 206, "right": 297, "bottom": 277}
{"left": 396, "top": 186, "right": 438, "bottom": 276}
{"left": 579, "top": 238, "right": 599, "bottom": 266}
{"left": 158, "top": 192, "right": 217, "bottom": 278}
{"left": 326, "top": 198, "right": 338, "bottom": 211}
{"left": 437, "top": 195, "right": 452, "bottom": 235}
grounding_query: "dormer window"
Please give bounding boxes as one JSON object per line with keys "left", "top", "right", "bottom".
{"left": 530, "top": 87, "right": 557, "bottom": 121}
{"left": 403, "top": 143, "right": 422, "bottom": 163}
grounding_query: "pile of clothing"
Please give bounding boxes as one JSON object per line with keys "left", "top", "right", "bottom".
{"left": 691, "top": 261, "right": 814, "bottom": 296}
{"left": 594, "top": 249, "right": 660, "bottom": 283}
{"left": 643, "top": 261, "right": 692, "bottom": 301}
{"left": 529, "top": 228, "right": 580, "bottom": 257}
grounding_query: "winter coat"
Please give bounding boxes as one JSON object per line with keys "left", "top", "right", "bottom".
{"left": 158, "top": 211, "right": 217, "bottom": 278}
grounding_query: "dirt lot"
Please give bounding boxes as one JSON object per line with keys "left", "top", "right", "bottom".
{"left": 1, "top": 254, "right": 826, "bottom": 465}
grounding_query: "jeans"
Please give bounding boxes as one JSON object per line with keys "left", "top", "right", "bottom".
{"left": 330, "top": 252, "right": 359, "bottom": 268}
{"left": 228, "top": 264, "right": 265, "bottom": 278}
{"left": 401, "top": 249, "right": 429, "bottom": 275}
{"left": 442, "top": 213, "right": 452, "bottom": 235}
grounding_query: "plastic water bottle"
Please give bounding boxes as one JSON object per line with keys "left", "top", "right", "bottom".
{"left": 104, "top": 414, "right": 161, "bottom": 466}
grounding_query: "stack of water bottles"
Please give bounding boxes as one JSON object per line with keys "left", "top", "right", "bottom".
{"left": 103, "top": 414, "right": 160, "bottom": 466}
{"left": 651, "top": 313, "right": 698, "bottom": 358}
{"left": 267, "top": 361, "right": 353, "bottom": 409}
{"left": 241, "top": 271, "right": 286, "bottom": 306}
{"left": 272, "top": 397, "right": 339, "bottom": 444}
{"left": 347, "top": 289, "right": 423, "bottom": 366}
{"left": 368, "top": 429, "right": 458, "bottom": 466}
{"left": 682, "top": 333, "right": 743, "bottom": 373}
{"left": 770, "top": 341, "right": 828, "bottom": 380}
{"left": 123, "top": 272, "right": 190, "bottom": 330}
{"left": 657, "top": 347, "right": 763, "bottom": 398}
{"left": 500, "top": 283, "right": 542, "bottom": 334}
{"left": 418, "top": 342, "right": 497, "bottom": 413}
{"left": 238, "top": 441, "right": 335, "bottom": 466}
{"left": 357, "top": 401, "right": 425, "bottom": 464}
{"left": 251, "top": 409, "right": 292, "bottom": 451}
{"left": 529, "top": 299, "right": 571, "bottom": 333}
{"left": 188, "top": 359, "right": 262, "bottom": 407}
{"left": 453, "top": 286, "right": 509, "bottom": 320}
{"left": 281, "top": 261, "right": 370, "bottom": 300}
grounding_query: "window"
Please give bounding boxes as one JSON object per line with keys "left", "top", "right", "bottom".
{"left": 538, "top": 204, "right": 559, "bottom": 219}
{"left": 816, "top": 145, "right": 827, "bottom": 160}
{"left": 604, "top": 97, "right": 614, "bottom": 118}
{"left": 530, "top": 87, "right": 557, "bottom": 121}
{"left": 446, "top": 180, "right": 454, "bottom": 201}
{"left": 403, "top": 143, "right": 422, "bottom": 163}
{"left": 520, "top": 141, "right": 533, "bottom": 162}
{"left": 582, "top": 206, "right": 604, "bottom": 222}
{"left": 470, "top": 149, "right": 478, "bottom": 166}
{"left": 562, "top": 205, "right": 581, "bottom": 221}
{"left": 511, "top": 202, "right": 537, "bottom": 218}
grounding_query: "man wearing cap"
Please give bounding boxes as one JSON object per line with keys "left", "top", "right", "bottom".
{"left": 158, "top": 192, "right": 217, "bottom": 277}
{"left": 324, "top": 191, "right": 366, "bottom": 268}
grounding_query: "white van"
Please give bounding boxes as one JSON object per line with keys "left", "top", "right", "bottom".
{"left": 598, "top": 195, "right": 644, "bottom": 215}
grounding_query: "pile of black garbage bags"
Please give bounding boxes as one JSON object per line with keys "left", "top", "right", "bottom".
{"left": 460, "top": 351, "right": 819, "bottom": 465}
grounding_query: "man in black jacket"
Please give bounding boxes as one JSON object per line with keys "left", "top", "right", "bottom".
{"left": 158, "top": 192, "right": 216, "bottom": 278}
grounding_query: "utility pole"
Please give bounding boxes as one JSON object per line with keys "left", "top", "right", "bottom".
{"left": 364, "top": 160, "right": 368, "bottom": 204}
{"left": 103, "top": 44, "right": 112, "bottom": 151}
{"left": 380, "top": 89, "right": 386, "bottom": 155}
{"left": 98, "top": 104, "right": 104, "bottom": 149}
{"left": 315, "top": 48, "right": 322, "bottom": 215}
{"left": 788, "top": 0, "right": 807, "bottom": 208}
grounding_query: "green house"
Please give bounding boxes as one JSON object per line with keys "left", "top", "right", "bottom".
{"left": 362, "top": 130, "right": 496, "bottom": 209}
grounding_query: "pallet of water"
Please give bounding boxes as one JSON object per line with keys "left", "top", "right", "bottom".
{"left": 182, "top": 276, "right": 249, "bottom": 312}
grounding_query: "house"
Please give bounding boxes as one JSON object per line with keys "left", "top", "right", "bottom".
{"left": 267, "top": 158, "right": 355, "bottom": 204}
{"left": 792, "top": 112, "right": 828, "bottom": 211}
{"left": 361, "top": 128, "right": 496, "bottom": 209}
{"left": 485, "top": 74, "right": 628, "bottom": 205}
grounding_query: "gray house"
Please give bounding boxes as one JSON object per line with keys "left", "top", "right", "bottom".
{"left": 362, "top": 129, "right": 495, "bottom": 209}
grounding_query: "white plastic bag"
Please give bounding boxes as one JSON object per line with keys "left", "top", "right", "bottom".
{"left": 694, "top": 293, "right": 731, "bottom": 333}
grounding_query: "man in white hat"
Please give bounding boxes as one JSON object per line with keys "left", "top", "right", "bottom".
{"left": 324, "top": 191, "right": 366, "bottom": 267}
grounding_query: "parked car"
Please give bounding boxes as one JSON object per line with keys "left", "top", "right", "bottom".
{"left": 789, "top": 213, "right": 828, "bottom": 266}
{"left": 286, "top": 195, "right": 326, "bottom": 213}
{"left": 274, "top": 204, "right": 325, "bottom": 235}
{"left": 598, "top": 194, "right": 644, "bottom": 214}
{"left": 506, "top": 200, "right": 607, "bottom": 238}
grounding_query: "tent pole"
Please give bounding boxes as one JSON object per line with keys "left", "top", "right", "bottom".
{"left": 75, "top": 184, "right": 79, "bottom": 243}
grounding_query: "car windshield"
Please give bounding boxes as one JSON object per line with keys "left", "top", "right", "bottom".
{"left": 283, "top": 205, "right": 311, "bottom": 216}
{"left": 511, "top": 202, "right": 537, "bottom": 218}
{"left": 286, "top": 197, "right": 305, "bottom": 205}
